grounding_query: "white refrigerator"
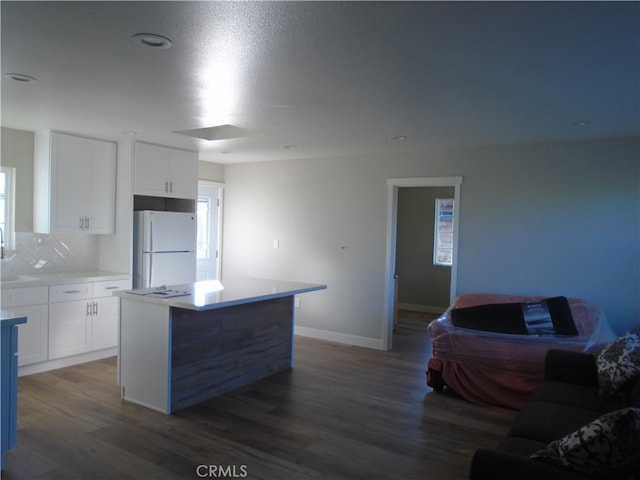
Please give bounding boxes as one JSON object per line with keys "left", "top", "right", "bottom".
{"left": 133, "top": 210, "right": 197, "bottom": 289}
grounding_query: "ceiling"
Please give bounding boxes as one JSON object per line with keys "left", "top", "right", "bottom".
{"left": 2, "top": 1, "right": 639, "bottom": 164}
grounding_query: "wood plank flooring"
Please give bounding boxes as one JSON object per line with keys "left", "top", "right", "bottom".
{"left": 2, "top": 312, "right": 516, "bottom": 480}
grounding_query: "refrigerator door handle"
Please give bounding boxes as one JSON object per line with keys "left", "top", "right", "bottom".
{"left": 148, "top": 254, "right": 153, "bottom": 288}
{"left": 148, "top": 217, "right": 153, "bottom": 252}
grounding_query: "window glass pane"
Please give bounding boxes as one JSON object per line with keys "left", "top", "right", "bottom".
{"left": 434, "top": 198, "right": 454, "bottom": 266}
{"left": 196, "top": 197, "right": 210, "bottom": 259}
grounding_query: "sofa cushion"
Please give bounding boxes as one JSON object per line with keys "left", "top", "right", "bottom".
{"left": 509, "top": 400, "right": 606, "bottom": 443}
{"left": 450, "top": 296, "right": 578, "bottom": 335}
{"left": 530, "top": 407, "right": 640, "bottom": 477}
{"left": 531, "top": 381, "right": 631, "bottom": 413}
{"left": 597, "top": 327, "right": 640, "bottom": 397}
{"left": 497, "top": 436, "right": 548, "bottom": 457}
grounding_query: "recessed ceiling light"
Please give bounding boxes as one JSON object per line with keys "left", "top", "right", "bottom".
{"left": 572, "top": 120, "right": 591, "bottom": 127}
{"left": 391, "top": 135, "right": 408, "bottom": 141}
{"left": 3, "top": 73, "right": 37, "bottom": 83}
{"left": 132, "top": 33, "right": 173, "bottom": 49}
{"left": 282, "top": 145, "right": 298, "bottom": 150}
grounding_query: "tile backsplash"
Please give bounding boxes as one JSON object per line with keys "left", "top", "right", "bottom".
{"left": 1, "top": 232, "right": 99, "bottom": 275}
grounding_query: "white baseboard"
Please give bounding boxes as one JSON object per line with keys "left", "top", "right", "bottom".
{"left": 18, "top": 348, "right": 117, "bottom": 377}
{"left": 294, "top": 326, "right": 384, "bottom": 350}
{"left": 398, "top": 303, "right": 446, "bottom": 315}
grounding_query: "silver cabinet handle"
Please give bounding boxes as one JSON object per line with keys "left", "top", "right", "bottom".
{"left": 169, "top": 180, "right": 173, "bottom": 193}
{"left": 79, "top": 216, "right": 84, "bottom": 229}
{"left": 93, "top": 302, "right": 98, "bottom": 316}
{"left": 86, "top": 302, "right": 92, "bottom": 316}
{"left": 104, "top": 286, "right": 119, "bottom": 290}
{"left": 165, "top": 180, "right": 169, "bottom": 193}
{"left": 64, "top": 290, "right": 81, "bottom": 294}
{"left": 85, "top": 216, "right": 90, "bottom": 230}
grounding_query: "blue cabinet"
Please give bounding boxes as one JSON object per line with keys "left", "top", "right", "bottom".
{"left": 1, "top": 311, "right": 27, "bottom": 470}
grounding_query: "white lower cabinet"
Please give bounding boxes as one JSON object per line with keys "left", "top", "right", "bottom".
{"left": 1, "top": 286, "right": 49, "bottom": 366}
{"left": 48, "top": 299, "right": 92, "bottom": 359}
{"left": 91, "top": 279, "right": 129, "bottom": 350}
{"left": 14, "top": 305, "right": 49, "bottom": 366}
{"left": 48, "top": 279, "right": 129, "bottom": 360}
{"left": 2, "top": 277, "right": 130, "bottom": 372}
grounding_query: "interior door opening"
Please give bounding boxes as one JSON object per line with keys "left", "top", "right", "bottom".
{"left": 383, "top": 177, "right": 462, "bottom": 350}
{"left": 196, "top": 181, "right": 224, "bottom": 281}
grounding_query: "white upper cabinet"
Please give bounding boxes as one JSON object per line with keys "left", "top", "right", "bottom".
{"left": 133, "top": 141, "right": 198, "bottom": 199}
{"left": 34, "top": 131, "right": 116, "bottom": 234}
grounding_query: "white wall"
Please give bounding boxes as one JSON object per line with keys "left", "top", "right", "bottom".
{"left": 222, "top": 136, "right": 639, "bottom": 344}
{"left": 1, "top": 127, "right": 34, "bottom": 232}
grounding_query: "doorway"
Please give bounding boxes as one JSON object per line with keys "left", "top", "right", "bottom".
{"left": 196, "top": 181, "right": 224, "bottom": 281}
{"left": 395, "top": 186, "right": 454, "bottom": 313}
{"left": 383, "top": 177, "right": 462, "bottom": 350}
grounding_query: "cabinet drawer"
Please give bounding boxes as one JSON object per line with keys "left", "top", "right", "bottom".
{"left": 93, "top": 279, "right": 130, "bottom": 298}
{"left": 2, "top": 286, "right": 48, "bottom": 307}
{"left": 49, "top": 283, "right": 92, "bottom": 303}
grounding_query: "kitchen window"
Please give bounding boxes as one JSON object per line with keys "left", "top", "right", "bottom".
{"left": 0, "top": 166, "right": 15, "bottom": 253}
{"left": 433, "top": 198, "right": 454, "bottom": 266}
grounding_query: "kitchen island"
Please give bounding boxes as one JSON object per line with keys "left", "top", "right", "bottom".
{"left": 1, "top": 311, "right": 27, "bottom": 469}
{"left": 115, "top": 278, "right": 326, "bottom": 414}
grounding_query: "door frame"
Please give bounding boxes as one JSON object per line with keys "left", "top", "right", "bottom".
{"left": 382, "top": 176, "right": 463, "bottom": 350}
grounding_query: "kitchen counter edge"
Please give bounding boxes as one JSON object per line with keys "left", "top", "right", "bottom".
{"left": 1, "top": 271, "right": 131, "bottom": 288}
{"left": 114, "top": 279, "right": 327, "bottom": 311}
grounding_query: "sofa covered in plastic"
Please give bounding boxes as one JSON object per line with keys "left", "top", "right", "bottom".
{"left": 426, "top": 293, "right": 617, "bottom": 411}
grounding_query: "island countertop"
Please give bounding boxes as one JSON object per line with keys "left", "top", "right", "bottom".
{"left": 0, "top": 310, "right": 28, "bottom": 327}
{"left": 114, "top": 277, "right": 326, "bottom": 311}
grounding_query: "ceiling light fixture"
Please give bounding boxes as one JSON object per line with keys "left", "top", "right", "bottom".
{"left": 132, "top": 33, "right": 173, "bottom": 49}
{"left": 174, "top": 124, "right": 248, "bottom": 141}
{"left": 391, "top": 135, "right": 408, "bottom": 141}
{"left": 3, "top": 73, "right": 37, "bottom": 83}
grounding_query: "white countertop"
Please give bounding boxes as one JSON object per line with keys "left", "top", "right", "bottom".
{"left": 115, "top": 278, "right": 327, "bottom": 311}
{"left": 1, "top": 309, "right": 28, "bottom": 327}
{"left": 1, "top": 270, "right": 130, "bottom": 288}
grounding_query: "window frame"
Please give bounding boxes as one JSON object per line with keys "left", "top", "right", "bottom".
{"left": 0, "top": 166, "right": 16, "bottom": 252}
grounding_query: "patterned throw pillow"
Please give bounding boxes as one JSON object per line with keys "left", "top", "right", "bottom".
{"left": 530, "top": 408, "right": 640, "bottom": 476}
{"left": 596, "top": 327, "right": 640, "bottom": 397}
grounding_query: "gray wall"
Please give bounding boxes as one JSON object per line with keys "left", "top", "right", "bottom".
{"left": 396, "top": 186, "right": 453, "bottom": 312}
{"left": 222, "top": 136, "right": 639, "bottom": 343}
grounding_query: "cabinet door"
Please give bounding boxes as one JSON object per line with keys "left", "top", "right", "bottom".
{"left": 87, "top": 139, "right": 116, "bottom": 234}
{"left": 49, "top": 301, "right": 91, "bottom": 359}
{"left": 167, "top": 148, "right": 198, "bottom": 199}
{"left": 1, "top": 325, "right": 20, "bottom": 459}
{"left": 11, "top": 304, "right": 49, "bottom": 366}
{"left": 91, "top": 297, "right": 119, "bottom": 350}
{"left": 51, "top": 133, "right": 87, "bottom": 232}
{"left": 134, "top": 142, "right": 170, "bottom": 196}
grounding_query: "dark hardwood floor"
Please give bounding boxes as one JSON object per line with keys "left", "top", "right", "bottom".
{"left": 2, "top": 312, "right": 515, "bottom": 480}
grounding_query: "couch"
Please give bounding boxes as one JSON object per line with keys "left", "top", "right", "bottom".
{"left": 469, "top": 332, "right": 640, "bottom": 480}
{"left": 427, "top": 293, "right": 617, "bottom": 411}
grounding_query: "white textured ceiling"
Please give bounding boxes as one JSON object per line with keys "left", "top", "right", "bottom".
{"left": 2, "top": 1, "right": 638, "bottom": 164}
